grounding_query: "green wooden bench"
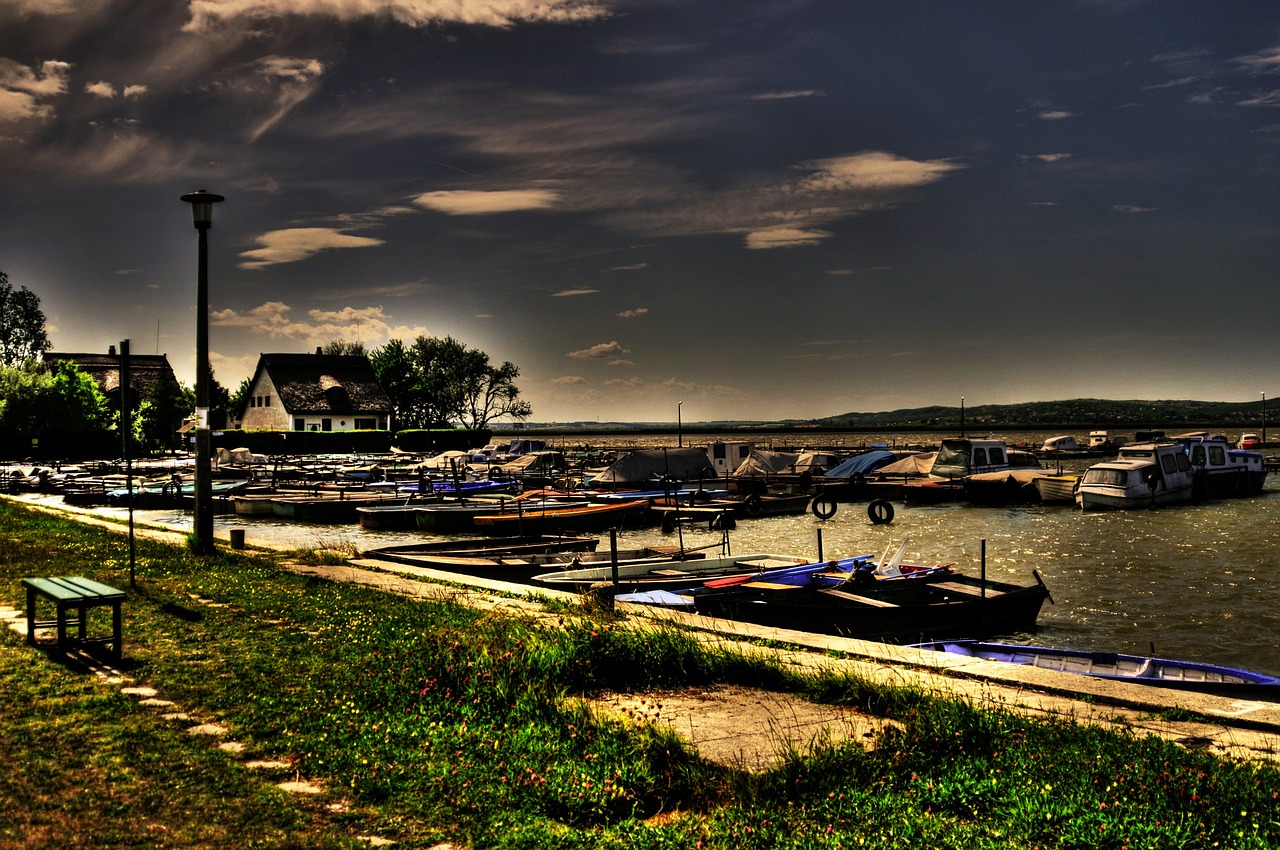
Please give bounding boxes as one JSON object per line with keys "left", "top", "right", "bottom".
{"left": 23, "top": 576, "right": 126, "bottom": 660}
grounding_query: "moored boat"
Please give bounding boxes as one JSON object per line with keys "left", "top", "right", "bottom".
{"left": 1033, "top": 473, "right": 1081, "bottom": 505}
{"left": 1175, "top": 433, "right": 1267, "bottom": 498}
{"left": 358, "top": 537, "right": 701, "bottom": 583}
{"left": 913, "top": 640, "right": 1280, "bottom": 700}
{"left": 471, "top": 499, "right": 652, "bottom": 535}
{"left": 1075, "top": 442, "right": 1195, "bottom": 510}
{"left": 355, "top": 502, "right": 423, "bottom": 530}
{"left": 534, "top": 553, "right": 829, "bottom": 592}
{"left": 675, "top": 568, "right": 1051, "bottom": 643}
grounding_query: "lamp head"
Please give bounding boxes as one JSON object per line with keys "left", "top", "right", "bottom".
{"left": 180, "top": 190, "right": 225, "bottom": 227}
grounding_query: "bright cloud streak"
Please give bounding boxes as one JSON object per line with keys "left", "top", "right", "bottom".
{"left": 744, "top": 226, "right": 831, "bottom": 249}
{"left": 412, "top": 188, "right": 562, "bottom": 215}
{"left": 797, "top": 151, "right": 965, "bottom": 193}
{"left": 239, "top": 227, "right": 386, "bottom": 268}
{"left": 245, "top": 56, "right": 325, "bottom": 141}
{"left": 567, "top": 341, "right": 628, "bottom": 359}
{"left": 210, "top": 301, "right": 428, "bottom": 346}
{"left": 184, "top": 0, "right": 609, "bottom": 31}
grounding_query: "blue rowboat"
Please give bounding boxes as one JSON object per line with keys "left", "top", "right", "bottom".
{"left": 914, "top": 640, "right": 1280, "bottom": 699}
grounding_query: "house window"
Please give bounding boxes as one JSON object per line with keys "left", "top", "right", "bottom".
{"left": 294, "top": 418, "right": 305, "bottom": 431}
{"left": 322, "top": 418, "right": 332, "bottom": 432}
{"left": 264, "top": 396, "right": 270, "bottom": 406}
{"left": 355, "top": 418, "right": 376, "bottom": 430}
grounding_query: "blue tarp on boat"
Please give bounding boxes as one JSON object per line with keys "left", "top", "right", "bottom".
{"left": 823, "top": 450, "right": 897, "bottom": 479}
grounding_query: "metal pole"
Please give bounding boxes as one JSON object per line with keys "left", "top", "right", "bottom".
{"left": 610, "top": 528, "right": 619, "bottom": 588}
{"left": 193, "top": 217, "right": 214, "bottom": 554}
{"left": 980, "top": 538, "right": 987, "bottom": 598}
{"left": 121, "top": 340, "right": 137, "bottom": 586}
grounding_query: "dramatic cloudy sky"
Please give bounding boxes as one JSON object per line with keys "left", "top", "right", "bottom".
{"left": 3, "top": 1, "right": 1279, "bottom": 424}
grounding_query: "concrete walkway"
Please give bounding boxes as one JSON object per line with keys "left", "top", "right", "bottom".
{"left": 9, "top": 494, "right": 1280, "bottom": 769}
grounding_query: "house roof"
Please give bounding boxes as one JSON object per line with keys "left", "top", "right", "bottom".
{"left": 42, "top": 350, "right": 180, "bottom": 400}
{"left": 252, "top": 352, "right": 391, "bottom": 416}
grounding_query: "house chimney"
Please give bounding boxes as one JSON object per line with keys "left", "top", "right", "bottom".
{"left": 108, "top": 344, "right": 116, "bottom": 356}
{"left": 316, "top": 346, "right": 323, "bottom": 355}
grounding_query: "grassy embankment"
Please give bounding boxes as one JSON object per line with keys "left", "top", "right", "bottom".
{"left": 2, "top": 499, "right": 1278, "bottom": 849}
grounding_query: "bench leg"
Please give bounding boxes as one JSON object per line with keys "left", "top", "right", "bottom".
{"left": 111, "top": 602, "right": 122, "bottom": 661}
{"left": 56, "top": 602, "right": 69, "bottom": 649}
{"left": 25, "top": 586, "right": 36, "bottom": 646}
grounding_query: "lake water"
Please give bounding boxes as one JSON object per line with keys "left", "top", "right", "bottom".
{"left": 40, "top": 429, "right": 1280, "bottom": 676}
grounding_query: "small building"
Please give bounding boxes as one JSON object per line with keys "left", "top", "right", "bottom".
{"left": 43, "top": 346, "right": 185, "bottom": 446}
{"left": 43, "top": 345, "right": 181, "bottom": 412}
{"left": 238, "top": 350, "right": 392, "bottom": 432}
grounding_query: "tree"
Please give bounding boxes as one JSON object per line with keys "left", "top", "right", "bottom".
{"left": 323, "top": 339, "right": 367, "bottom": 356}
{"left": 0, "top": 271, "right": 51, "bottom": 367}
{"left": 370, "top": 335, "right": 531, "bottom": 430}
{"left": 228, "top": 376, "right": 252, "bottom": 426}
{"left": 0, "top": 360, "right": 110, "bottom": 457}
{"left": 459, "top": 353, "right": 532, "bottom": 429}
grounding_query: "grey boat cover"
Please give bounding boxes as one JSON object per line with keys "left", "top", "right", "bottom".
{"left": 731, "top": 449, "right": 801, "bottom": 477}
{"left": 588, "top": 447, "right": 716, "bottom": 487}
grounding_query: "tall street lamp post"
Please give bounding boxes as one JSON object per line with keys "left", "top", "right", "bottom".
{"left": 180, "top": 190, "right": 224, "bottom": 556}
{"left": 1263, "top": 392, "right": 1268, "bottom": 445}
{"left": 960, "top": 396, "right": 965, "bottom": 438}
{"left": 677, "top": 401, "right": 683, "bottom": 448}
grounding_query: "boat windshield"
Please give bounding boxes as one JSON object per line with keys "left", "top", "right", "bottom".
{"left": 1083, "top": 468, "right": 1130, "bottom": 487}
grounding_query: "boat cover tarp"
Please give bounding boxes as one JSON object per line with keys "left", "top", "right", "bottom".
{"left": 793, "top": 451, "right": 844, "bottom": 473}
{"left": 823, "top": 450, "right": 898, "bottom": 479}
{"left": 966, "top": 469, "right": 1048, "bottom": 485}
{"left": 492, "top": 450, "right": 566, "bottom": 473}
{"left": 588, "top": 447, "right": 715, "bottom": 487}
{"left": 873, "top": 452, "right": 934, "bottom": 476}
{"left": 416, "top": 450, "right": 471, "bottom": 472}
{"left": 732, "top": 449, "right": 800, "bottom": 477}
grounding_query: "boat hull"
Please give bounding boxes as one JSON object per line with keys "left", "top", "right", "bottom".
{"left": 471, "top": 500, "right": 652, "bottom": 535}
{"left": 689, "top": 573, "right": 1051, "bottom": 643}
{"left": 915, "top": 640, "right": 1280, "bottom": 699}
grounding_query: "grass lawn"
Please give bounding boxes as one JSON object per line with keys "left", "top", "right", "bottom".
{"left": 2, "top": 498, "right": 1279, "bottom": 849}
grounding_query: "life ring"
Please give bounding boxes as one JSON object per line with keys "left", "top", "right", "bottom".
{"left": 867, "top": 499, "right": 895, "bottom": 524}
{"left": 810, "top": 495, "right": 838, "bottom": 520}
{"left": 743, "top": 494, "right": 764, "bottom": 516}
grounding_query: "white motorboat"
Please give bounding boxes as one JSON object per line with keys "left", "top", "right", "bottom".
{"left": 1175, "top": 433, "right": 1267, "bottom": 498}
{"left": 1075, "top": 443, "right": 1195, "bottom": 510}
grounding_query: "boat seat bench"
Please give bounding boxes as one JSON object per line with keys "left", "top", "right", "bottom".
{"left": 819, "top": 588, "right": 899, "bottom": 607}
{"left": 23, "top": 576, "right": 126, "bottom": 660}
{"left": 930, "top": 581, "right": 1003, "bottom": 599}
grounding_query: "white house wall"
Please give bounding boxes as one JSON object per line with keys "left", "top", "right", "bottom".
{"left": 240, "top": 374, "right": 289, "bottom": 430}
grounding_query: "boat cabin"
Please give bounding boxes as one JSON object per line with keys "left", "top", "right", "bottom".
{"left": 931, "top": 438, "right": 1024, "bottom": 479}
{"left": 1041, "top": 435, "right": 1081, "bottom": 453}
{"left": 1176, "top": 434, "right": 1267, "bottom": 497}
{"left": 708, "top": 441, "right": 752, "bottom": 477}
{"left": 1077, "top": 442, "right": 1195, "bottom": 509}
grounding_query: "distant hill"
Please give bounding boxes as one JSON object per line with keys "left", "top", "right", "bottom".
{"left": 500, "top": 397, "right": 1269, "bottom": 434}
{"left": 809, "top": 398, "right": 1268, "bottom": 431}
